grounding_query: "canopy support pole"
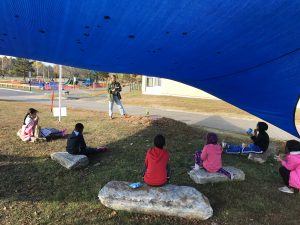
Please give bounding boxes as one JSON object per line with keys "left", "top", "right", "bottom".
{"left": 58, "top": 65, "right": 62, "bottom": 122}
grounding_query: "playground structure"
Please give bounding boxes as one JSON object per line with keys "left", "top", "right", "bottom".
{"left": 0, "top": 79, "right": 107, "bottom": 91}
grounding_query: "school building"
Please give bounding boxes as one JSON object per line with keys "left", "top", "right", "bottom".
{"left": 141, "top": 76, "right": 219, "bottom": 100}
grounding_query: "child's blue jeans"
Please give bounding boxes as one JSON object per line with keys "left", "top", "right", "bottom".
{"left": 225, "top": 143, "right": 263, "bottom": 154}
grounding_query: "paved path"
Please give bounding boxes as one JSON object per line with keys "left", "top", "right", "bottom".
{"left": 1, "top": 88, "right": 299, "bottom": 141}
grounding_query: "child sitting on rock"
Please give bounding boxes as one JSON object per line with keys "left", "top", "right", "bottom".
{"left": 223, "top": 122, "right": 269, "bottom": 154}
{"left": 276, "top": 140, "right": 300, "bottom": 194}
{"left": 66, "top": 123, "right": 107, "bottom": 155}
{"left": 194, "top": 133, "right": 232, "bottom": 179}
{"left": 143, "top": 134, "right": 170, "bottom": 186}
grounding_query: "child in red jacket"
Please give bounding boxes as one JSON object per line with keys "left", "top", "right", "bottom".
{"left": 143, "top": 134, "right": 170, "bottom": 186}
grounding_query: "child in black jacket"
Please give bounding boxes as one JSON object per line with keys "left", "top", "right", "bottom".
{"left": 223, "top": 122, "right": 269, "bottom": 154}
{"left": 66, "top": 123, "right": 107, "bottom": 155}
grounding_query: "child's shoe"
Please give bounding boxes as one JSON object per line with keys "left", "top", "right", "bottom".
{"left": 96, "top": 146, "right": 108, "bottom": 152}
{"left": 194, "top": 163, "right": 200, "bottom": 170}
{"left": 278, "top": 186, "right": 294, "bottom": 194}
{"left": 242, "top": 143, "right": 247, "bottom": 149}
{"left": 221, "top": 140, "right": 228, "bottom": 149}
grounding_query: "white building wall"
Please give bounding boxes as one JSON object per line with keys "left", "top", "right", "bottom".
{"left": 142, "top": 76, "right": 218, "bottom": 100}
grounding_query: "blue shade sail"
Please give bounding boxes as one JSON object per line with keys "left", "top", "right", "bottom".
{"left": 0, "top": 0, "right": 299, "bottom": 136}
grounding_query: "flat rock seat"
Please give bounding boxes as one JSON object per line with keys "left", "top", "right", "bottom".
{"left": 98, "top": 181, "right": 213, "bottom": 220}
{"left": 188, "top": 166, "right": 245, "bottom": 184}
{"left": 248, "top": 143, "right": 279, "bottom": 164}
{"left": 51, "top": 152, "right": 89, "bottom": 169}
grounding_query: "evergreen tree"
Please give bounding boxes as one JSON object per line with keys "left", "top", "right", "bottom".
{"left": 12, "top": 58, "right": 35, "bottom": 80}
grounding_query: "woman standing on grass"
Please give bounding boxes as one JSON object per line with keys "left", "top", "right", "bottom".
{"left": 107, "top": 74, "right": 126, "bottom": 119}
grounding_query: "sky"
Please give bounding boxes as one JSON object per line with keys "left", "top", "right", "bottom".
{"left": 0, "top": 55, "right": 54, "bottom": 67}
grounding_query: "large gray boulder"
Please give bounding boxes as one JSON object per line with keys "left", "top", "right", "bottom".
{"left": 188, "top": 166, "right": 245, "bottom": 184}
{"left": 98, "top": 181, "right": 213, "bottom": 220}
{"left": 50, "top": 152, "right": 89, "bottom": 169}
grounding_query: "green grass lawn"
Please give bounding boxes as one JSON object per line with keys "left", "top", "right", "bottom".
{"left": 0, "top": 100, "right": 299, "bottom": 225}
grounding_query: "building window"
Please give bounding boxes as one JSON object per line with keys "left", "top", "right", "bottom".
{"left": 146, "top": 77, "right": 153, "bottom": 87}
{"left": 146, "top": 77, "right": 161, "bottom": 87}
{"left": 155, "top": 78, "right": 161, "bottom": 86}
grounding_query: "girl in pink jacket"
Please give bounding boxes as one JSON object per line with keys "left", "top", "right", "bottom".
{"left": 17, "top": 108, "right": 41, "bottom": 142}
{"left": 194, "top": 133, "right": 232, "bottom": 179}
{"left": 276, "top": 140, "right": 300, "bottom": 194}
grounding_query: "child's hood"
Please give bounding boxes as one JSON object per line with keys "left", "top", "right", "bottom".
{"left": 289, "top": 151, "right": 300, "bottom": 160}
{"left": 148, "top": 147, "right": 168, "bottom": 160}
{"left": 206, "top": 144, "right": 222, "bottom": 153}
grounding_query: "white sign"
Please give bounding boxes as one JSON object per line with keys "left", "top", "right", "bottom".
{"left": 53, "top": 107, "right": 67, "bottom": 117}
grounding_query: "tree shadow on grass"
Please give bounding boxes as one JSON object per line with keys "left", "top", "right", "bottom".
{"left": 0, "top": 118, "right": 205, "bottom": 203}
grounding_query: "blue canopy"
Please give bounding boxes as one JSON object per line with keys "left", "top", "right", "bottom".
{"left": 0, "top": 0, "right": 299, "bottom": 137}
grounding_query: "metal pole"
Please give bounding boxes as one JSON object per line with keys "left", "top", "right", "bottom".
{"left": 29, "top": 71, "right": 32, "bottom": 91}
{"left": 59, "top": 65, "right": 62, "bottom": 122}
{"left": 43, "top": 66, "right": 45, "bottom": 80}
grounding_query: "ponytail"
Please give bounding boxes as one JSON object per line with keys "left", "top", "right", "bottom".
{"left": 23, "top": 113, "right": 30, "bottom": 125}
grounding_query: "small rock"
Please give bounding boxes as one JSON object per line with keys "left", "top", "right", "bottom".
{"left": 51, "top": 152, "right": 89, "bottom": 169}
{"left": 94, "top": 162, "right": 101, "bottom": 166}
{"left": 3, "top": 207, "right": 7, "bottom": 211}
{"left": 108, "top": 211, "right": 117, "bottom": 218}
{"left": 130, "top": 143, "right": 133, "bottom": 145}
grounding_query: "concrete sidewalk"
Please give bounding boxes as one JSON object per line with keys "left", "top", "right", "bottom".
{"left": 1, "top": 88, "right": 299, "bottom": 141}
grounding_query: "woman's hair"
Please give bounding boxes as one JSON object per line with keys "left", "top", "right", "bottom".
{"left": 23, "top": 108, "right": 38, "bottom": 125}
{"left": 154, "top": 134, "right": 165, "bottom": 148}
{"left": 257, "top": 122, "right": 268, "bottom": 132}
{"left": 206, "top": 132, "right": 218, "bottom": 145}
{"left": 285, "top": 140, "right": 300, "bottom": 153}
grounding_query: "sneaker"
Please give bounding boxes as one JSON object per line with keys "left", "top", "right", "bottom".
{"left": 96, "top": 146, "right": 108, "bottom": 152}
{"left": 278, "top": 186, "right": 294, "bottom": 194}
{"left": 194, "top": 164, "right": 200, "bottom": 170}
{"left": 222, "top": 140, "right": 227, "bottom": 149}
{"left": 242, "top": 143, "right": 247, "bottom": 149}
